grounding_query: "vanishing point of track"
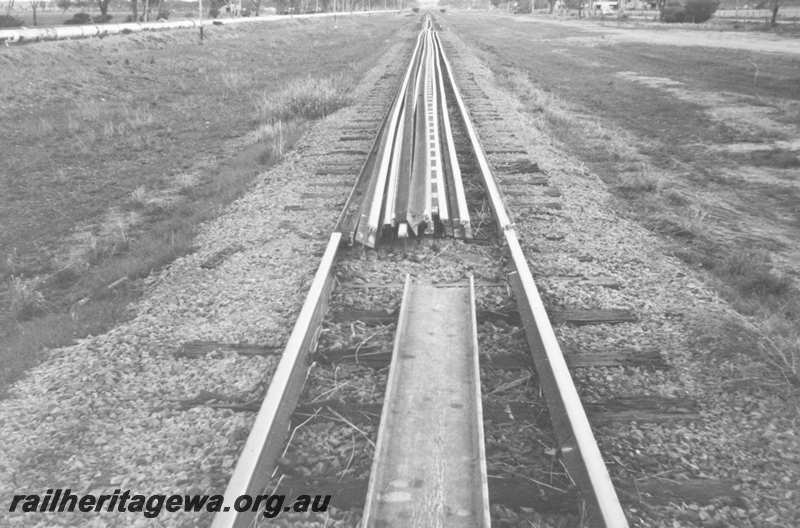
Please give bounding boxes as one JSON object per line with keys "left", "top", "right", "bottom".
{"left": 212, "top": 15, "right": 628, "bottom": 528}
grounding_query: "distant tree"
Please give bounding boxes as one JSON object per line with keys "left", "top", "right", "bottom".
{"left": 97, "top": 0, "right": 111, "bottom": 15}
{"left": 31, "top": 0, "right": 44, "bottom": 25}
{"left": 516, "top": 0, "right": 531, "bottom": 11}
{"left": 683, "top": 0, "right": 717, "bottom": 21}
{"left": 131, "top": 0, "right": 138, "bottom": 21}
{"left": 768, "top": 0, "right": 780, "bottom": 25}
{"left": 209, "top": 0, "right": 225, "bottom": 16}
{"left": 660, "top": 0, "right": 716, "bottom": 22}
{"left": 141, "top": 0, "right": 151, "bottom": 20}
{"left": 57, "top": 0, "right": 72, "bottom": 12}
{"left": 660, "top": 0, "right": 685, "bottom": 21}
{"left": 64, "top": 11, "right": 92, "bottom": 22}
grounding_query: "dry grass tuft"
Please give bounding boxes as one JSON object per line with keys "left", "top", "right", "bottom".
{"left": 174, "top": 173, "right": 197, "bottom": 190}
{"left": 615, "top": 169, "right": 662, "bottom": 195}
{"left": 8, "top": 277, "right": 47, "bottom": 321}
{"left": 759, "top": 315, "right": 800, "bottom": 385}
{"left": 84, "top": 222, "right": 130, "bottom": 265}
{"left": 258, "top": 75, "right": 352, "bottom": 123}
{"left": 686, "top": 249, "right": 799, "bottom": 384}
{"left": 256, "top": 121, "right": 285, "bottom": 149}
{"left": 3, "top": 248, "right": 21, "bottom": 278}
{"left": 718, "top": 251, "right": 793, "bottom": 301}
{"left": 129, "top": 185, "right": 148, "bottom": 207}
{"left": 119, "top": 107, "right": 154, "bottom": 133}
{"left": 220, "top": 70, "right": 250, "bottom": 94}
{"left": 649, "top": 207, "right": 708, "bottom": 242}
{"left": 253, "top": 76, "right": 353, "bottom": 165}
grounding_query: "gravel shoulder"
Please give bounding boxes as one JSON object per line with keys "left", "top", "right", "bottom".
{"left": 0, "top": 17, "right": 417, "bottom": 528}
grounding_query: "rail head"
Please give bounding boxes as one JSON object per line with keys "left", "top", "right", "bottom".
{"left": 468, "top": 275, "right": 492, "bottom": 528}
{"left": 507, "top": 235, "right": 628, "bottom": 528}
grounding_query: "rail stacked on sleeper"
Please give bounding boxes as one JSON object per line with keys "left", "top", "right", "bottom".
{"left": 212, "top": 15, "right": 629, "bottom": 528}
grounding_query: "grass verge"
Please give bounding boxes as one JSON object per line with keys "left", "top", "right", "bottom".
{"left": 530, "top": 87, "right": 800, "bottom": 384}
{"left": 0, "top": 77, "right": 351, "bottom": 394}
{"left": 0, "top": 17, "right": 406, "bottom": 395}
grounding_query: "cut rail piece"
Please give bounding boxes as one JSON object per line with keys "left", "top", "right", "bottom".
{"left": 211, "top": 232, "right": 341, "bottom": 528}
{"left": 357, "top": 31, "right": 425, "bottom": 247}
{"left": 362, "top": 276, "right": 490, "bottom": 528}
{"left": 434, "top": 31, "right": 512, "bottom": 232}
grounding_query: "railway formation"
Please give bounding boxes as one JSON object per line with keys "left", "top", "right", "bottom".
{"left": 213, "top": 16, "right": 629, "bottom": 528}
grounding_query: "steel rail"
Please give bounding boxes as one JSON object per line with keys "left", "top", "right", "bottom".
{"left": 353, "top": 107, "right": 396, "bottom": 244}
{"left": 433, "top": 32, "right": 512, "bottom": 233}
{"left": 358, "top": 31, "right": 425, "bottom": 248}
{"left": 381, "top": 103, "right": 406, "bottom": 231}
{"left": 392, "top": 31, "right": 421, "bottom": 240}
{"left": 211, "top": 232, "right": 340, "bottom": 528}
{"left": 424, "top": 28, "right": 449, "bottom": 234}
{"left": 468, "top": 274, "right": 492, "bottom": 528}
{"left": 0, "top": 10, "right": 398, "bottom": 45}
{"left": 434, "top": 28, "right": 629, "bottom": 528}
{"left": 361, "top": 275, "right": 412, "bottom": 526}
{"left": 335, "top": 107, "right": 392, "bottom": 243}
{"left": 432, "top": 33, "right": 471, "bottom": 239}
{"left": 406, "top": 30, "right": 432, "bottom": 237}
{"left": 361, "top": 275, "right": 490, "bottom": 527}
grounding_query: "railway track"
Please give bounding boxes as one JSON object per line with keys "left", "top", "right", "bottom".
{"left": 212, "top": 15, "right": 628, "bottom": 528}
